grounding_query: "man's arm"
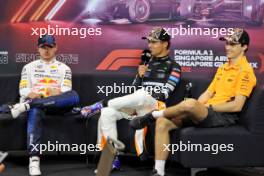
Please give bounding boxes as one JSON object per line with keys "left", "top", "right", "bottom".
{"left": 47, "top": 65, "right": 72, "bottom": 97}
{"left": 47, "top": 88, "right": 62, "bottom": 97}
{"left": 59, "top": 66, "right": 72, "bottom": 94}
{"left": 131, "top": 65, "right": 148, "bottom": 87}
{"left": 201, "top": 67, "right": 223, "bottom": 103}
{"left": 211, "top": 95, "right": 247, "bottom": 113}
{"left": 19, "top": 66, "right": 38, "bottom": 100}
{"left": 19, "top": 65, "right": 43, "bottom": 99}
{"left": 212, "top": 67, "right": 256, "bottom": 113}
{"left": 153, "top": 61, "right": 181, "bottom": 101}
{"left": 198, "top": 90, "right": 213, "bottom": 104}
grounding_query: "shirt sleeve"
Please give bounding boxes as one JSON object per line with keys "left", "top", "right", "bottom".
{"left": 159, "top": 61, "right": 181, "bottom": 101}
{"left": 19, "top": 65, "right": 31, "bottom": 99}
{"left": 61, "top": 65, "right": 72, "bottom": 92}
{"left": 235, "top": 68, "right": 257, "bottom": 97}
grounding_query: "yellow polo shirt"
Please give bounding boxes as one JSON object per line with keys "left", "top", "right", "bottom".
{"left": 206, "top": 56, "right": 257, "bottom": 105}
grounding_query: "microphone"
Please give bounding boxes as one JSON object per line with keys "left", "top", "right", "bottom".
{"left": 133, "top": 50, "right": 151, "bottom": 87}
{"left": 141, "top": 49, "right": 151, "bottom": 65}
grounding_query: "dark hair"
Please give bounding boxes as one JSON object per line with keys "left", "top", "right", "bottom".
{"left": 167, "top": 41, "right": 171, "bottom": 49}
{"left": 239, "top": 31, "right": 250, "bottom": 53}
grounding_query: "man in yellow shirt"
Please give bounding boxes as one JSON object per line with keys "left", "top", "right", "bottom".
{"left": 130, "top": 28, "right": 257, "bottom": 176}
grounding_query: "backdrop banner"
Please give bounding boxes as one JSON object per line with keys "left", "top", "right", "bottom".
{"left": 0, "top": 0, "right": 263, "bottom": 86}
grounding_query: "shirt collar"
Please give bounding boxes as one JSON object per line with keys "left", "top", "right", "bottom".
{"left": 224, "top": 56, "right": 246, "bottom": 70}
{"left": 40, "top": 57, "right": 56, "bottom": 64}
{"left": 153, "top": 55, "right": 169, "bottom": 61}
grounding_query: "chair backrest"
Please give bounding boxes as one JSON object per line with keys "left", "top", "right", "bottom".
{"left": 2, "top": 73, "right": 263, "bottom": 135}
{"left": 0, "top": 75, "right": 20, "bottom": 104}
{"left": 167, "top": 76, "right": 211, "bottom": 106}
{"left": 238, "top": 84, "right": 264, "bottom": 134}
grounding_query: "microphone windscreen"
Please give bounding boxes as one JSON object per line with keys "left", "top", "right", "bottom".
{"left": 141, "top": 49, "right": 151, "bottom": 64}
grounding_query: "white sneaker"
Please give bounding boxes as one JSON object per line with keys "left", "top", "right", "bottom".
{"left": 29, "top": 156, "right": 41, "bottom": 176}
{"left": 94, "top": 169, "right": 98, "bottom": 174}
{"left": 11, "top": 102, "right": 30, "bottom": 118}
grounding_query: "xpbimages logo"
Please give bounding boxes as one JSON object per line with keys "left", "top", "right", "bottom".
{"left": 163, "top": 26, "right": 234, "bottom": 39}
{"left": 30, "top": 141, "right": 101, "bottom": 155}
{"left": 97, "top": 82, "right": 168, "bottom": 96}
{"left": 163, "top": 141, "right": 234, "bottom": 155}
{"left": 31, "top": 25, "right": 102, "bottom": 39}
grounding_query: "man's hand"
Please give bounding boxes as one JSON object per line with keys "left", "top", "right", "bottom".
{"left": 47, "top": 88, "right": 61, "bottom": 97}
{"left": 27, "top": 92, "right": 41, "bottom": 99}
{"left": 138, "top": 65, "right": 148, "bottom": 77}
